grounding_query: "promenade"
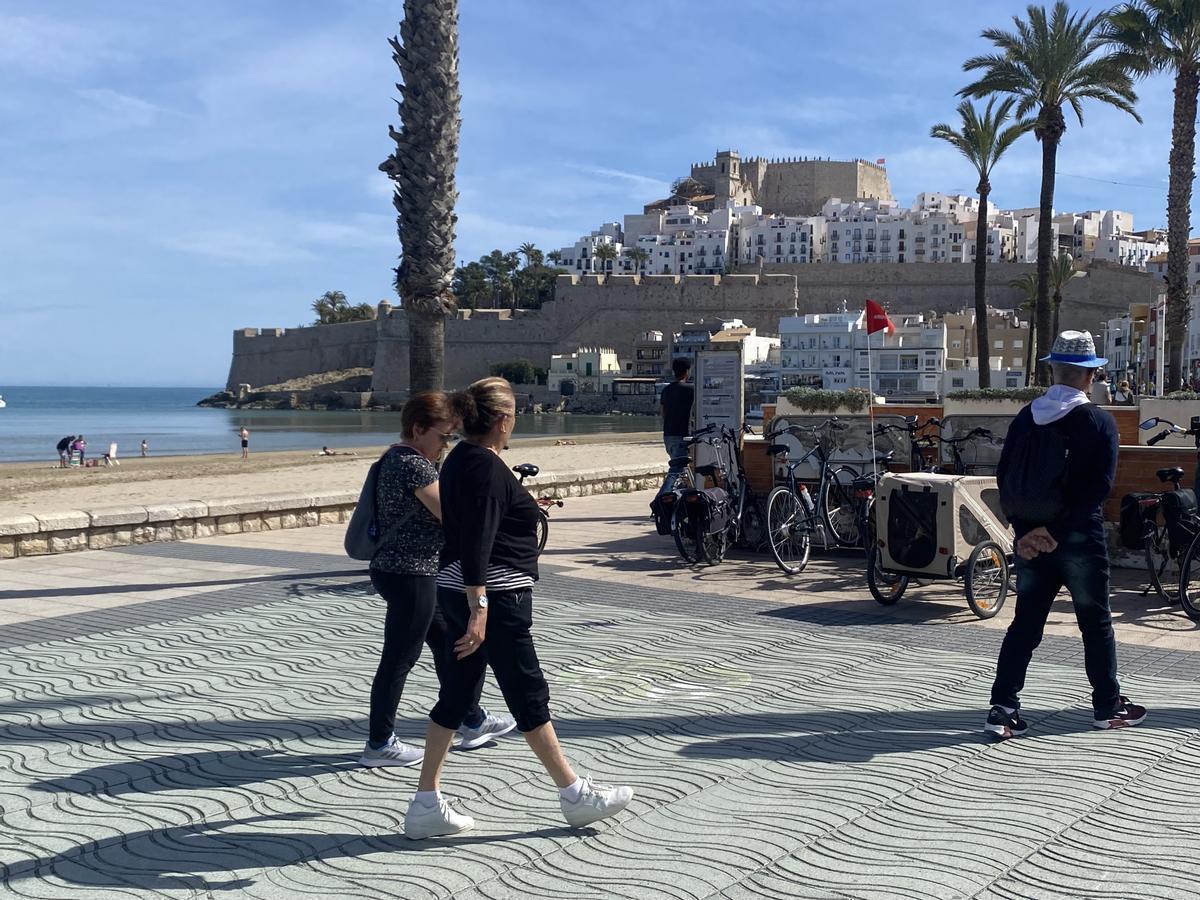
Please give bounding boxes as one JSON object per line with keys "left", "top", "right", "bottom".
{"left": 1, "top": 489, "right": 1198, "bottom": 898}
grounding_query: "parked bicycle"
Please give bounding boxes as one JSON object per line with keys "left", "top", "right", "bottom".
{"left": 1135, "top": 417, "right": 1200, "bottom": 619}
{"left": 672, "top": 423, "right": 761, "bottom": 565}
{"left": 763, "top": 418, "right": 862, "bottom": 575}
{"left": 938, "top": 427, "right": 1002, "bottom": 475}
{"left": 513, "top": 463, "right": 564, "bottom": 553}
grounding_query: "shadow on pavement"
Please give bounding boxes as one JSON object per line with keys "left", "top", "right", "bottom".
{"left": 0, "top": 570, "right": 365, "bottom": 600}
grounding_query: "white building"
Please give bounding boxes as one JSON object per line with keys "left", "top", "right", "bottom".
{"left": 853, "top": 315, "right": 947, "bottom": 400}
{"left": 671, "top": 319, "right": 779, "bottom": 369}
{"left": 556, "top": 223, "right": 623, "bottom": 274}
{"left": 547, "top": 347, "right": 622, "bottom": 394}
{"left": 778, "top": 311, "right": 862, "bottom": 388}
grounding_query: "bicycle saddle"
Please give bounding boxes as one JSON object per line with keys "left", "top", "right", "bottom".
{"left": 766, "top": 443, "right": 790, "bottom": 456}
{"left": 668, "top": 456, "right": 691, "bottom": 469}
{"left": 1157, "top": 467, "right": 1185, "bottom": 484}
{"left": 694, "top": 464, "right": 720, "bottom": 477}
{"left": 512, "top": 463, "right": 539, "bottom": 478}
{"left": 873, "top": 450, "right": 895, "bottom": 464}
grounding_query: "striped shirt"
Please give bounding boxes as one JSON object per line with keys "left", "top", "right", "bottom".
{"left": 437, "top": 561, "right": 535, "bottom": 592}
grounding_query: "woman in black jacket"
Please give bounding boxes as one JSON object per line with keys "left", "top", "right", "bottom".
{"left": 403, "top": 377, "right": 634, "bottom": 840}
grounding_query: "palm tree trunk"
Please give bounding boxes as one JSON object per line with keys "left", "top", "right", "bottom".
{"left": 973, "top": 185, "right": 991, "bottom": 388}
{"left": 1034, "top": 111, "right": 1063, "bottom": 387}
{"left": 1166, "top": 65, "right": 1199, "bottom": 393}
{"left": 1025, "top": 314, "right": 1035, "bottom": 385}
{"left": 408, "top": 312, "right": 445, "bottom": 393}
{"left": 1052, "top": 295, "right": 1061, "bottom": 338}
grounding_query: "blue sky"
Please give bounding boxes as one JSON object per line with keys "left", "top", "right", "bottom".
{"left": 0, "top": 0, "right": 1179, "bottom": 387}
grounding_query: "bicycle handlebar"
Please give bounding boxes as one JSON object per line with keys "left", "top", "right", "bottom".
{"left": 1148, "top": 430, "right": 1171, "bottom": 446}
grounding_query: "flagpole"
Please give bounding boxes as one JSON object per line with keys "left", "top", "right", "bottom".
{"left": 867, "top": 307, "right": 878, "bottom": 479}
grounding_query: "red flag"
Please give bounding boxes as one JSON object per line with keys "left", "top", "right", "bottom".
{"left": 876, "top": 157, "right": 886, "bottom": 165}
{"left": 864, "top": 299, "right": 894, "bottom": 336}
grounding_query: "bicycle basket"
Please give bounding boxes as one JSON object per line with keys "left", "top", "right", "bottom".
{"left": 1118, "top": 492, "right": 1158, "bottom": 551}
{"left": 651, "top": 490, "right": 679, "bottom": 536}
{"left": 681, "top": 487, "right": 731, "bottom": 536}
{"left": 1161, "top": 489, "right": 1197, "bottom": 558}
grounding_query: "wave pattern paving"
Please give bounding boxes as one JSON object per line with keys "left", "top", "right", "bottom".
{"left": 0, "top": 581, "right": 1198, "bottom": 898}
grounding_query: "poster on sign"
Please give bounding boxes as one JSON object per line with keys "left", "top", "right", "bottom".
{"left": 693, "top": 350, "right": 744, "bottom": 470}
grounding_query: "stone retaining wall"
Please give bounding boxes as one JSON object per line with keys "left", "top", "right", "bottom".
{"left": 0, "top": 464, "right": 667, "bottom": 560}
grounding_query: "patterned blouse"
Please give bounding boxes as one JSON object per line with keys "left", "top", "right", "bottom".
{"left": 369, "top": 446, "right": 443, "bottom": 576}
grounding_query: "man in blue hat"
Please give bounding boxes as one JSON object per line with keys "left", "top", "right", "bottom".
{"left": 987, "top": 330, "right": 1146, "bottom": 738}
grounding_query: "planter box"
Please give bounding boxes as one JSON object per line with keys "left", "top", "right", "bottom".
{"left": 942, "top": 398, "right": 1028, "bottom": 417}
{"left": 775, "top": 395, "right": 883, "bottom": 418}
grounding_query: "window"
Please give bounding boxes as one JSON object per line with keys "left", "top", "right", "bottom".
{"left": 1012, "top": 357, "right": 1022, "bottom": 368}
{"left": 952, "top": 377, "right": 964, "bottom": 388}
{"left": 566, "top": 362, "right": 573, "bottom": 371}
{"left": 993, "top": 340, "right": 1003, "bottom": 350}
{"left": 1013, "top": 339, "right": 1023, "bottom": 349}
{"left": 951, "top": 340, "right": 962, "bottom": 349}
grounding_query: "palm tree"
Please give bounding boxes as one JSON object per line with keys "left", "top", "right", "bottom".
{"left": 930, "top": 98, "right": 1032, "bottom": 387}
{"left": 593, "top": 242, "right": 618, "bottom": 276}
{"left": 961, "top": 1, "right": 1140, "bottom": 384}
{"left": 626, "top": 247, "right": 650, "bottom": 274}
{"left": 1049, "top": 252, "right": 1078, "bottom": 335}
{"left": 379, "top": 0, "right": 461, "bottom": 392}
{"left": 518, "top": 242, "right": 540, "bottom": 268}
{"left": 1105, "top": 1, "right": 1200, "bottom": 391}
{"left": 546, "top": 249, "right": 563, "bottom": 267}
{"left": 1009, "top": 272, "right": 1040, "bottom": 382}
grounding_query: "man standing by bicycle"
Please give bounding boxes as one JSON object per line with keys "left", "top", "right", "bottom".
{"left": 988, "top": 330, "right": 1146, "bottom": 739}
{"left": 657, "top": 357, "right": 695, "bottom": 496}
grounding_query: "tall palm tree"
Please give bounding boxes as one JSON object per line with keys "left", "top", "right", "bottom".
{"left": 518, "top": 241, "right": 540, "bottom": 268}
{"left": 931, "top": 98, "right": 1032, "bottom": 387}
{"left": 1009, "top": 272, "right": 1040, "bottom": 382}
{"left": 1106, "top": 1, "right": 1200, "bottom": 391}
{"left": 626, "top": 247, "right": 650, "bottom": 274}
{"left": 546, "top": 249, "right": 563, "bottom": 267}
{"left": 593, "top": 242, "right": 618, "bottom": 275}
{"left": 379, "top": 0, "right": 461, "bottom": 392}
{"left": 960, "top": 1, "right": 1140, "bottom": 384}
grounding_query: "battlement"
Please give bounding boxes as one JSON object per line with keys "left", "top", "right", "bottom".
{"left": 691, "top": 154, "right": 887, "bottom": 170}
{"left": 553, "top": 273, "right": 795, "bottom": 288}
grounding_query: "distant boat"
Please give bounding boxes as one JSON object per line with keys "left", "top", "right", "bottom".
{"left": 0, "top": 395, "right": 6, "bottom": 409}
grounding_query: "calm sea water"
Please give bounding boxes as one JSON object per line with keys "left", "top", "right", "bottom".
{"left": 0, "top": 387, "right": 660, "bottom": 463}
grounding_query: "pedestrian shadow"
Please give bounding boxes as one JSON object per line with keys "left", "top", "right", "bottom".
{"left": 0, "top": 812, "right": 578, "bottom": 893}
{"left": 28, "top": 749, "right": 358, "bottom": 797}
{"left": 0, "top": 570, "right": 364, "bottom": 600}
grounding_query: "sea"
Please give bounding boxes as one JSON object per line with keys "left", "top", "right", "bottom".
{"left": 0, "top": 387, "right": 660, "bottom": 463}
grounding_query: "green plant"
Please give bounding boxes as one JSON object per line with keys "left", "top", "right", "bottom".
{"left": 1165, "top": 390, "right": 1200, "bottom": 399}
{"left": 782, "top": 387, "right": 874, "bottom": 413}
{"left": 490, "top": 358, "right": 538, "bottom": 384}
{"left": 946, "top": 387, "right": 1047, "bottom": 401}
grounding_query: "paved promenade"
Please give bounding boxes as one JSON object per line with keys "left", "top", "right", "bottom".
{"left": 2, "top": 490, "right": 1199, "bottom": 898}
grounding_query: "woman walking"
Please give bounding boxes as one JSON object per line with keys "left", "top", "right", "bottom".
{"left": 361, "top": 391, "right": 515, "bottom": 768}
{"left": 404, "top": 377, "right": 633, "bottom": 840}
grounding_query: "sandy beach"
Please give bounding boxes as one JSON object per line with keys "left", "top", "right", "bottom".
{"left": 0, "top": 433, "right": 665, "bottom": 516}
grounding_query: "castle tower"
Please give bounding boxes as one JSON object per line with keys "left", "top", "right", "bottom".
{"left": 714, "top": 150, "right": 753, "bottom": 206}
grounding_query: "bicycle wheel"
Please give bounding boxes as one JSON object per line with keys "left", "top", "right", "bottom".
{"left": 1178, "top": 531, "right": 1200, "bottom": 622}
{"left": 1143, "top": 524, "right": 1172, "bottom": 603}
{"left": 965, "top": 541, "right": 1008, "bottom": 619}
{"left": 536, "top": 511, "right": 549, "bottom": 554}
{"left": 672, "top": 498, "right": 704, "bottom": 564}
{"left": 738, "top": 495, "right": 767, "bottom": 551}
{"left": 823, "top": 465, "right": 862, "bottom": 547}
{"left": 766, "top": 486, "right": 811, "bottom": 575}
{"left": 866, "top": 544, "right": 907, "bottom": 605}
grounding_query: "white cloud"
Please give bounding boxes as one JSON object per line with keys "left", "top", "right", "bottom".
{"left": 77, "top": 88, "right": 173, "bottom": 128}
{"left": 568, "top": 165, "right": 671, "bottom": 198}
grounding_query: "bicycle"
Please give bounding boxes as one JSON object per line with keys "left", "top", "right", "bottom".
{"left": 672, "top": 423, "right": 757, "bottom": 565}
{"left": 1139, "top": 416, "right": 1200, "bottom": 619}
{"left": 763, "top": 418, "right": 862, "bottom": 576}
{"left": 938, "top": 427, "right": 1003, "bottom": 475}
{"left": 513, "top": 463, "right": 564, "bottom": 554}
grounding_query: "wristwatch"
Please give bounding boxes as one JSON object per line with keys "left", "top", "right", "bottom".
{"left": 472, "top": 594, "right": 489, "bottom": 611}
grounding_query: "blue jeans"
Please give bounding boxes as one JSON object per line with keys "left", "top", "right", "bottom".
{"left": 990, "top": 532, "right": 1121, "bottom": 719}
{"left": 659, "top": 435, "right": 690, "bottom": 496}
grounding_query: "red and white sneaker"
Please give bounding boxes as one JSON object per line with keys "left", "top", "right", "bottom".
{"left": 1093, "top": 696, "right": 1147, "bottom": 730}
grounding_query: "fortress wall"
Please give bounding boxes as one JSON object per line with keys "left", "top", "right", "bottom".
{"left": 225, "top": 319, "right": 379, "bottom": 390}
{"left": 769, "top": 261, "right": 1157, "bottom": 330}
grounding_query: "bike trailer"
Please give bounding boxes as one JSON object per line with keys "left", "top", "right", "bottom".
{"left": 874, "top": 473, "right": 1012, "bottom": 578}
{"left": 678, "top": 486, "right": 732, "bottom": 537}
{"left": 1118, "top": 492, "right": 1159, "bottom": 551}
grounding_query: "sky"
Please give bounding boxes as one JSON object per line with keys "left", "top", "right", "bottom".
{"left": 0, "top": 0, "right": 1182, "bottom": 387}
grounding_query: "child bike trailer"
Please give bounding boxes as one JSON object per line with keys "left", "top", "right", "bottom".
{"left": 868, "top": 472, "right": 1014, "bottom": 619}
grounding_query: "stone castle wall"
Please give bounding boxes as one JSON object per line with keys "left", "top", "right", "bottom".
{"left": 225, "top": 262, "right": 1156, "bottom": 395}
{"left": 690, "top": 156, "right": 893, "bottom": 216}
{"left": 225, "top": 320, "right": 379, "bottom": 390}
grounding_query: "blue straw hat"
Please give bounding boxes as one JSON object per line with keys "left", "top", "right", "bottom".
{"left": 1039, "top": 330, "right": 1107, "bottom": 368}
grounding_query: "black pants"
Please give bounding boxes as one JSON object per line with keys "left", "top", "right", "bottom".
{"left": 431, "top": 587, "right": 552, "bottom": 734}
{"left": 990, "top": 532, "right": 1121, "bottom": 719}
{"left": 368, "top": 570, "right": 484, "bottom": 745}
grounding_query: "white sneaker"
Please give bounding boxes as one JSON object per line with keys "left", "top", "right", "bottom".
{"left": 560, "top": 776, "right": 634, "bottom": 828}
{"left": 456, "top": 709, "right": 517, "bottom": 750}
{"left": 359, "top": 735, "right": 423, "bottom": 768}
{"left": 404, "top": 795, "right": 474, "bottom": 840}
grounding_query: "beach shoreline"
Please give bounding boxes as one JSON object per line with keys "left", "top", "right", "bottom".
{"left": 0, "top": 432, "right": 664, "bottom": 517}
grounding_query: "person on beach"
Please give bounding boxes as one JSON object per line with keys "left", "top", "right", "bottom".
{"left": 56, "top": 435, "right": 74, "bottom": 468}
{"left": 72, "top": 436, "right": 87, "bottom": 465}
{"left": 362, "top": 390, "right": 516, "bottom": 768}
{"left": 239, "top": 426, "right": 249, "bottom": 460}
{"left": 657, "top": 357, "right": 695, "bottom": 497}
{"left": 988, "top": 331, "right": 1145, "bottom": 740}
{"left": 141, "top": 439, "right": 149, "bottom": 457}
{"left": 403, "top": 376, "right": 633, "bottom": 840}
